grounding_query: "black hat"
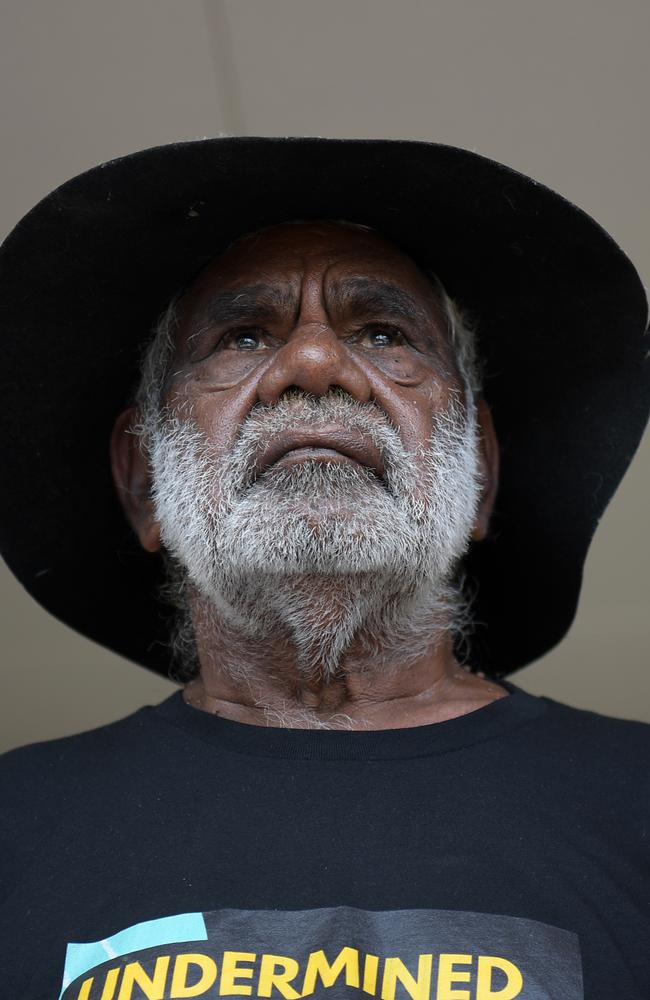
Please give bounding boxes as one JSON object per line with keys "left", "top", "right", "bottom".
{"left": 1, "top": 137, "right": 648, "bottom": 678}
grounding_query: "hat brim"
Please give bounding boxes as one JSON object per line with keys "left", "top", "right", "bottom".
{"left": 1, "top": 137, "right": 648, "bottom": 676}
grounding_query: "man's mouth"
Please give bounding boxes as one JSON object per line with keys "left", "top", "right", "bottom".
{"left": 253, "top": 425, "right": 386, "bottom": 480}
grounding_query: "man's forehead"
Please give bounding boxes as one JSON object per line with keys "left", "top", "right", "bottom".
{"left": 178, "top": 219, "right": 438, "bottom": 319}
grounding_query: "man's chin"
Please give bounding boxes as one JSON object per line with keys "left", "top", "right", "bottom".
{"left": 273, "top": 498, "right": 380, "bottom": 524}
{"left": 254, "top": 459, "right": 388, "bottom": 500}
{"left": 209, "top": 519, "right": 394, "bottom": 576}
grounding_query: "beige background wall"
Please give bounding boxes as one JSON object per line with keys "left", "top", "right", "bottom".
{"left": 1, "top": 0, "right": 649, "bottom": 752}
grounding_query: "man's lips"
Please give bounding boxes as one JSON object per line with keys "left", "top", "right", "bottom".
{"left": 253, "top": 425, "right": 386, "bottom": 479}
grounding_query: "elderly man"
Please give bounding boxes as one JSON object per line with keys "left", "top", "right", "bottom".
{"left": 1, "top": 138, "right": 649, "bottom": 1000}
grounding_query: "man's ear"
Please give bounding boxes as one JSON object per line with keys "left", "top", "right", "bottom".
{"left": 471, "top": 396, "right": 500, "bottom": 542}
{"left": 110, "top": 407, "right": 161, "bottom": 553}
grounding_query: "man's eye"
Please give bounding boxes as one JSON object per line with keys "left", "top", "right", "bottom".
{"left": 358, "top": 325, "right": 404, "bottom": 347}
{"left": 222, "top": 327, "right": 266, "bottom": 351}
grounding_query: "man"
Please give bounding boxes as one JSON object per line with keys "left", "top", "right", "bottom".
{"left": 1, "top": 138, "right": 649, "bottom": 999}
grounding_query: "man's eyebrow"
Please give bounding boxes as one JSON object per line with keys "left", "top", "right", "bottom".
{"left": 188, "top": 284, "right": 297, "bottom": 343}
{"left": 326, "top": 277, "right": 429, "bottom": 324}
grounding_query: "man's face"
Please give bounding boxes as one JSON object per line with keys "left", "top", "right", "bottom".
{"left": 115, "top": 221, "right": 496, "bottom": 670}
{"left": 166, "top": 220, "right": 463, "bottom": 473}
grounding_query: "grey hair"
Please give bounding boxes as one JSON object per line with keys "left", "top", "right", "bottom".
{"left": 133, "top": 274, "right": 482, "bottom": 683}
{"left": 427, "top": 273, "right": 483, "bottom": 400}
{"left": 134, "top": 296, "right": 181, "bottom": 445}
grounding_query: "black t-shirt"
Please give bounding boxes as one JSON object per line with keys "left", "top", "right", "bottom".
{"left": 1, "top": 682, "right": 649, "bottom": 999}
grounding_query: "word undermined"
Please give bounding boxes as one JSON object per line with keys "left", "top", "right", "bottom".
{"left": 74, "top": 946, "right": 524, "bottom": 1000}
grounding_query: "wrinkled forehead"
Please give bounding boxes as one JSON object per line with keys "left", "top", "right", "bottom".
{"left": 177, "top": 218, "right": 445, "bottom": 328}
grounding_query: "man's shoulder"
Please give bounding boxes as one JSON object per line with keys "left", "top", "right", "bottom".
{"left": 0, "top": 699, "right": 166, "bottom": 791}
{"left": 520, "top": 690, "right": 650, "bottom": 795}
{"left": 539, "top": 693, "right": 650, "bottom": 747}
{"left": 0, "top": 699, "right": 178, "bottom": 901}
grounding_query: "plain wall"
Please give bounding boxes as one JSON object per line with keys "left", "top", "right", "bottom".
{"left": 1, "top": 0, "right": 649, "bottom": 752}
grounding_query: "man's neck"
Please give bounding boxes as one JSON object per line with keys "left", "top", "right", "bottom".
{"left": 182, "top": 604, "right": 508, "bottom": 730}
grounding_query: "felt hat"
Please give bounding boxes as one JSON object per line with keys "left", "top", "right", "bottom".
{"left": 0, "top": 137, "right": 648, "bottom": 677}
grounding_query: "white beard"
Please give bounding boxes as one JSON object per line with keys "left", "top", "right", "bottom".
{"left": 148, "top": 390, "right": 483, "bottom": 680}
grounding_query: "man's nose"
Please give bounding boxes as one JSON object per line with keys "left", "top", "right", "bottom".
{"left": 256, "top": 323, "right": 373, "bottom": 405}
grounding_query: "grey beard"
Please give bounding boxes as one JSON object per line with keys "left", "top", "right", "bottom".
{"left": 148, "top": 390, "right": 483, "bottom": 682}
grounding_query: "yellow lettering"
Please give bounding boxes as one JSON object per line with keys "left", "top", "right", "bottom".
{"left": 476, "top": 956, "right": 523, "bottom": 1000}
{"left": 219, "top": 951, "right": 256, "bottom": 996}
{"left": 117, "top": 956, "right": 170, "bottom": 1000}
{"left": 381, "top": 955, "right": 433, "bottom": 1000}
{"left": 98, "top": 968, "right": 121, "bottom": 1000}
{"left": 76, "top": 969, "right": 120, "bottom": 1000}
{"left": 363, "top": 954, "right": 380, "bottom": 995}
{"left": 76, "top": 979, "right": 93, "bottom": 1000}
{"left": 170, "top": 953, "right": 218, "bottom": 997}
{"left": 302, "top": 947, "right": 360, "bottom": 996}
{"left": 435, "top": 954, "right": 472, "bottom": 1000}
{"left": 257, "top": 954, "right": 301, "bottom": 999}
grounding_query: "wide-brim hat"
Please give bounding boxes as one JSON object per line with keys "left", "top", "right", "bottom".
{"left": 1, "top": 137, "right": 648, "bottom": 678}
